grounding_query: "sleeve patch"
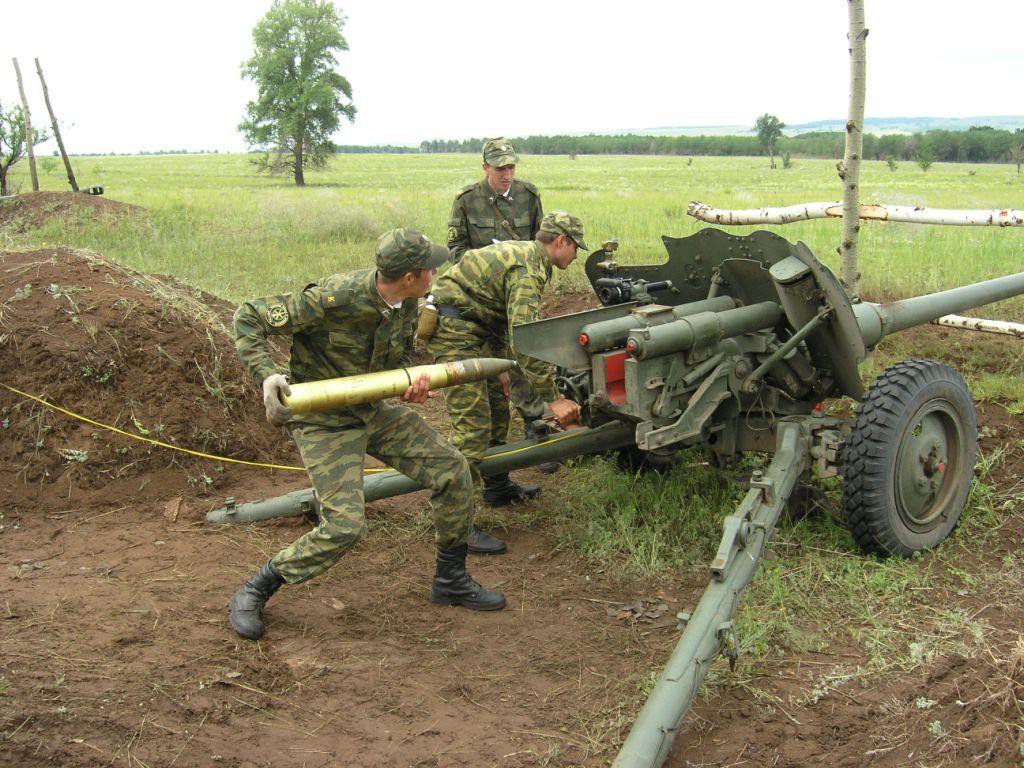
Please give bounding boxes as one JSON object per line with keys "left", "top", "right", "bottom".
{"left": 266, "top": 303, "right": 290, "bottom": 327}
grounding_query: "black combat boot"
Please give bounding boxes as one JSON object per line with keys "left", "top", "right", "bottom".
{"left": 430, "top": 544, "right": 506, "bottom": 611}
{"left": 467, "top": 525, "right": 507, "bottom": 555}
{"left": 482, "top": 472, "right": 540, "bottom": 507}
{"left": 228, "top": 560, "right": 285, "bottom": 640}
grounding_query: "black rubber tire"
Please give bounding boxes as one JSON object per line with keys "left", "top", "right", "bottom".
{"left": 615, "top": 445, "right": 680, "bottom": 475}
{"left": 840, "top": 359, "right": 977, "bottom": 557}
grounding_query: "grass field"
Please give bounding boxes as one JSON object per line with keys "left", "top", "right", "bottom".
{"left": 6, "top": 152, "right": 1024, "bottom": 308}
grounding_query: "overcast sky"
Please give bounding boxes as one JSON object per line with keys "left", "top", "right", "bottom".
{"left": 4, "top": 0, "right": 1021, "bottom": 154}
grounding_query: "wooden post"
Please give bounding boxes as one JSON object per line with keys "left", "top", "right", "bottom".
{"left": 34, "top": 59, "right": 78, "bottom": 192}
{"left": 839, "top": 0, "right": 867, "bottom": 297}
{"left": 11, "top": 58, "right": 39, "bottom": 192}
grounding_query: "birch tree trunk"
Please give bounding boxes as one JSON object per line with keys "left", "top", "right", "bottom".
{"left": 12, "top": 58, "right": 39, "bottom": 192}
{"left": 688, "top": 201, "right": 1024, "bottom": 227}
{"left": 840, "top": 0, "right": 867, "bottom": 297}
{"left": 35, "top": 59, "right": 78, "bottom": 192}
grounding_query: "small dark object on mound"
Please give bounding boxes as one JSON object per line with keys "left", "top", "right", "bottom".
{"left": 0, "top": 191, "right": 142, "bottom": 233}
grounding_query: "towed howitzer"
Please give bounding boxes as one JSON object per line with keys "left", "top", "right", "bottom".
{"left": 209, "top": 227, "right": 1024, "bottom": 767}
{"left": 511, "top": 227, "right": 1024, "bottom": 768}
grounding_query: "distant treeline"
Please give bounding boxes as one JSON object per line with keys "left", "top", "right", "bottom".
{"left": 335, "top": 144, "right": 419, "bottom": 154}
{"left": 419, "top": 126, "right": 1024, "bottom": 164}
{"left": 70, "top": 149, "right": 224, "bottom": 157}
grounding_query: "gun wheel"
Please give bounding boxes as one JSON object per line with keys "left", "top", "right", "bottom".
{"left": 840, "top": 359, "right": 977, "bottom": 557}
{"left": 615, "top": 445, "right": 680, "bottom": 474}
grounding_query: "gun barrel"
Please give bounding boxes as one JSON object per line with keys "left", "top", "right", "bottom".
{"left": 283, "top": 358, "right": 515, "bottom": 414}
{"left": 855, "top": 272, "right": 1024, "bottom": 347}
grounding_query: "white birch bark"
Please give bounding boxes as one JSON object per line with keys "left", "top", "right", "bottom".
{"left": 840, "top": 0, "right": 868, "bottom": 296}
{"left": 688, "top": 201, "right": 1024, "bottom": 227}
{"left": 935, "top": 315, "right": 1024, "bottom": 338}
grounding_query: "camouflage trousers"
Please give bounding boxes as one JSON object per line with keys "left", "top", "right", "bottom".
{"left": 271, "top": 402, "right": 474, "bottom": 584}
{"left": 427, "top": 316, "right": 544, "bottom": 484}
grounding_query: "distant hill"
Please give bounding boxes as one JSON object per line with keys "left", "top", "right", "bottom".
{"left": 619, "top": 116, "right": 1024, "bottom": 137}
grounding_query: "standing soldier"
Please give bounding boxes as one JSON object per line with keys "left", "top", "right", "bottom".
{"left": 425, "top": 212, "right": 586, "bottom": 555}
{"left": 445, "top": 137, "right": 553, "bottom": 474}
{"left": 446, "top": 137, "right": 543, "bottom": 263}
{"left": 228, "top": 228, "right": 507, "bottom": 641}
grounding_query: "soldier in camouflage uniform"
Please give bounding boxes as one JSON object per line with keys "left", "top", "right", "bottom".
{"left": 426, "top": 212, "right": 587, "bottom": 554}
{"left": 446, "top": 138, "right": 552, "bottom": 472}
{"left": 228, "top": 228, "right": 507, "bottom": 641}
{"left": 446, "top": 137, "right": 543, "bottom": 263}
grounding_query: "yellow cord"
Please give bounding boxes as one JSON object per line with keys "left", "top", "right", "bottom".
{"left": 1, "top": 382, "right": 585, "bottom": 476}
{"left": 1, "top": 381, "right": 308, "bottom": 472}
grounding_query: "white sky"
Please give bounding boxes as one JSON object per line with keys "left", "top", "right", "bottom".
{"left": 5, "top": 0, "right": 1022, "bottom": 154}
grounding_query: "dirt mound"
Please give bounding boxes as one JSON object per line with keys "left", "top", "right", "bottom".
{"left": 0, "top": 191, "right": 142, "bottom": 233}
{"left": 0, "top": 247, "right": 297, "bottom": 511}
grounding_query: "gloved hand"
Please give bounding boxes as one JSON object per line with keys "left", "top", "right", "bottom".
{"left": 262, "top": 373, "right": 293, "bottom": 426}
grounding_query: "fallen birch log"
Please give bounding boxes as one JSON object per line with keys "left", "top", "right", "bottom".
{"left": 688, "top": 201, "right": 1024, "bottom": 227}
{"left": 934, "top": 315, "right": 1024, "bottom": 338}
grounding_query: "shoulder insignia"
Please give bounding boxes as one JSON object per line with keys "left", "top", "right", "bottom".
{"left": 456, "top": 182, "right": 478, "bottom": 197}
{"left": 321, "top": 290, "right": 347, "bottom": 308}
{"left": 446, "top": 225, "right": 458, "bottom": 243}
{"left": 266, "top": 303, "right": 289, "bottom": 328}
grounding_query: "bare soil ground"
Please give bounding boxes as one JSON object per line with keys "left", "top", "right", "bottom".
{"left": 1, "top": 246, "right": 1022, "bottom": 767}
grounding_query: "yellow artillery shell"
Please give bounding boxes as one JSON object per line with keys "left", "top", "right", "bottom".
{"left": 283, "top": 357, "right": 516, "bottom": 415}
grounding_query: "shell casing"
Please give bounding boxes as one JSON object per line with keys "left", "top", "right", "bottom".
{"left": 282, "top": 357, "right": 516, "bottom": 414}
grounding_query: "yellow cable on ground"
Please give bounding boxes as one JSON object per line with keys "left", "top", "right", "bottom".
{"left": 1, "top": 381, "right": 308, "bottom": 471}
{"left": 1, "top": 382, "right": 584, "bottom": 477}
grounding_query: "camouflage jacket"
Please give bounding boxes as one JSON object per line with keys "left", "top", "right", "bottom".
{"left": 233, "top": 268, "right": 417, "bottom": 425}
{"left": 431, "top": 240, "right": 558, "bottom": 402}
{"left": 446, "top": 178, "right": 543, "bottom": 263}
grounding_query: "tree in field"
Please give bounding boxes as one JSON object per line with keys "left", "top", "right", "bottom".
{"left": 1012, "top": 130, "right": 1024, "bottom": 175}
{"left": 754, "top": 113, "right": 785, "bottom": 169}
{"left": 0, "top": 102, "right": 49, "bottom": 196}
{"left": 239, "top": 0, "right": 356, "bottom": 186}
{"left": 916, "top": 143, "right": 935, "bottom": 172}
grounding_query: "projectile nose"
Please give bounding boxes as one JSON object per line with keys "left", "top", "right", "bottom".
{"left": 472, "top": 358, "right": 517, "bottom": 377}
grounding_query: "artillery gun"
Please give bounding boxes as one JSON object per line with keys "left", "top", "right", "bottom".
{"left": 515, "top": 227, "right": 1024, "bottom": 767}
{"left": 209, "top": 227, "right": 1024, "bottom": 768}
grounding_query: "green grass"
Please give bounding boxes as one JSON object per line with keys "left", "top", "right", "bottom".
{"left": 7, "top": 152, "right": 1024, "bottom": 313}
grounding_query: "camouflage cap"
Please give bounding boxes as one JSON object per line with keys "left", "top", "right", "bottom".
{"left": 482, "top": 137, "right": 519, "bottom": 168}
{"left": 539, "top": 210, "right": 589, "bottom": 251}
{"left": 375, "top": 228, "right": 449, "bottom": 273}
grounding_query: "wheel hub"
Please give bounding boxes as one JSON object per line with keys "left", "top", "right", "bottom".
{"left": 895, "top": 403, "right": 962, "bottom": 528}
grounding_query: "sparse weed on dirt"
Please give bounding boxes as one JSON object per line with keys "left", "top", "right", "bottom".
{"left": 544, "top": 451, "right": 741, "bottom": 576}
